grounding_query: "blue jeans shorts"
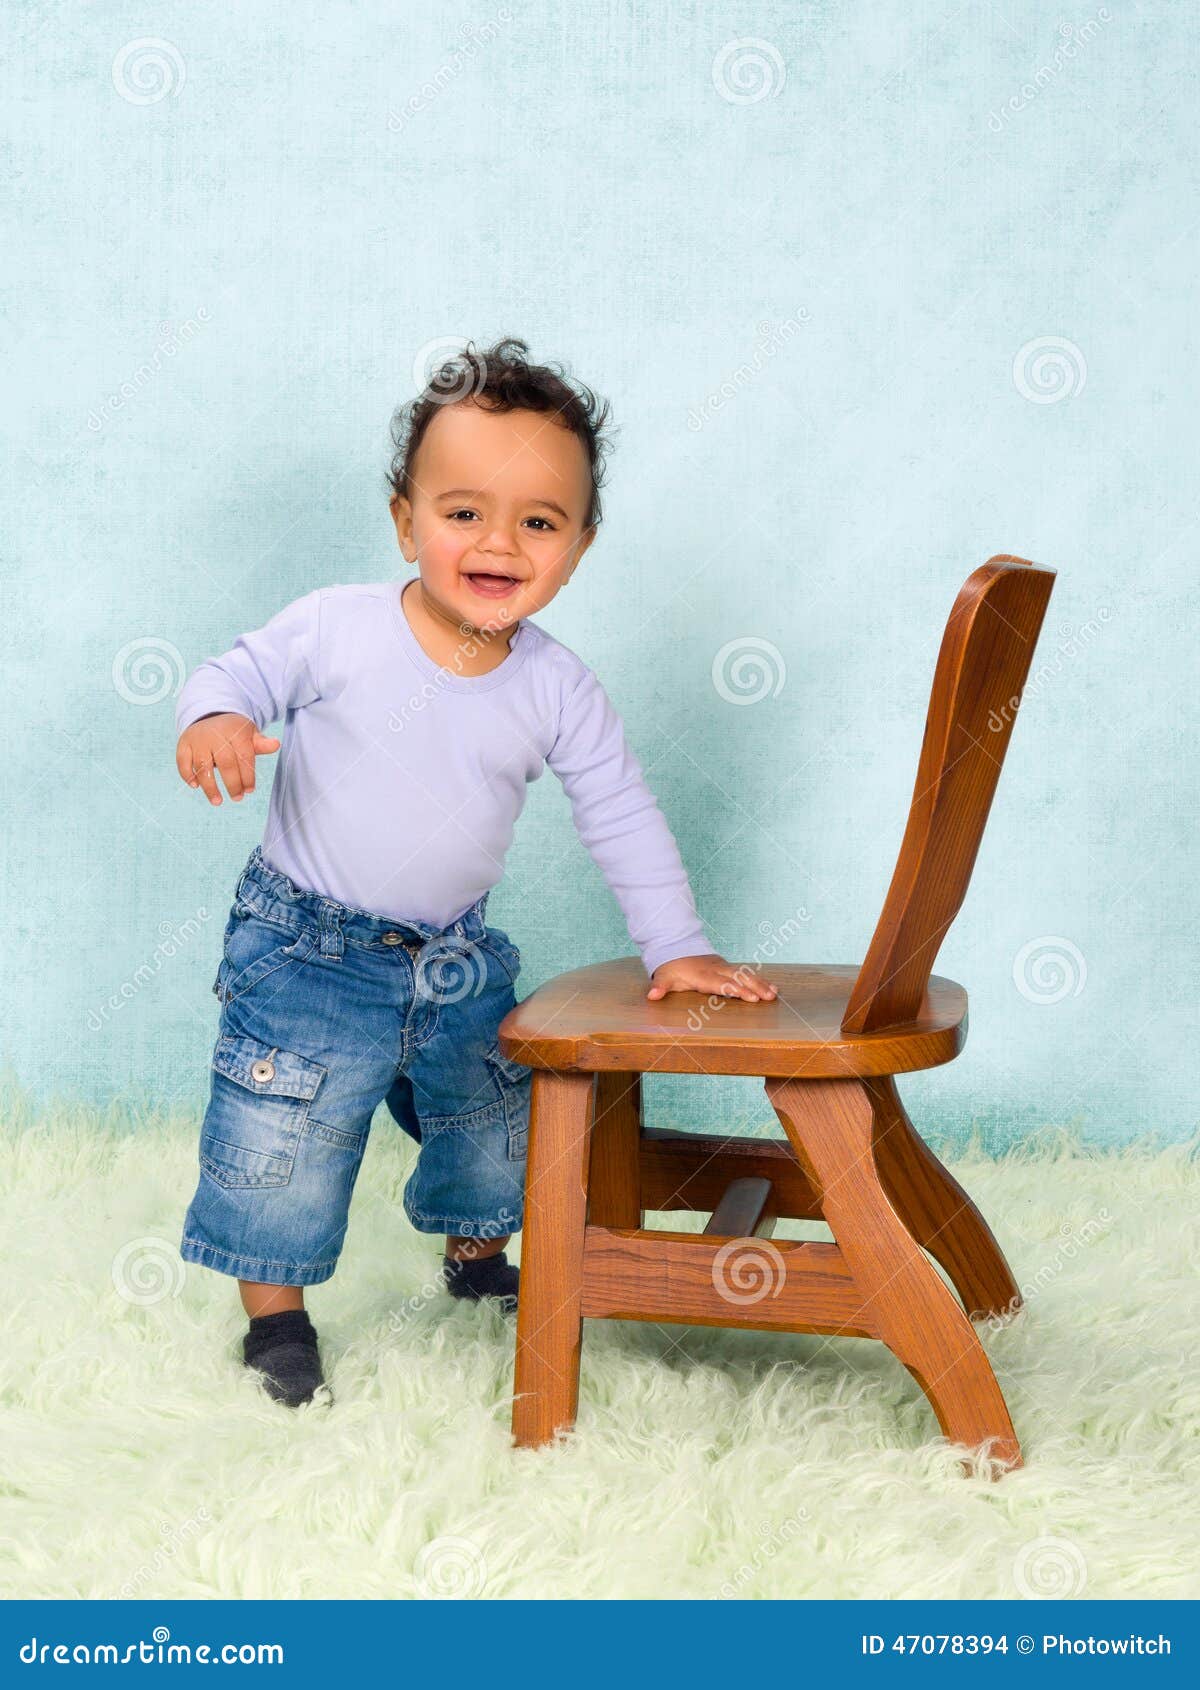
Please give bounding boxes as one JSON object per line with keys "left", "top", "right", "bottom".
{"left": 180, "top": 846, "right": 532, "bottom": 1286}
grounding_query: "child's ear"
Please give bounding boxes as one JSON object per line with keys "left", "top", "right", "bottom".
{"left": 390, "top": 493, "right": 416, "bottom": 561}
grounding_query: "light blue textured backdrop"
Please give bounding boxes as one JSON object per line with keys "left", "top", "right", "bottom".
{"left": 4, "top": 2, "right": 1195, "bottom": 1150}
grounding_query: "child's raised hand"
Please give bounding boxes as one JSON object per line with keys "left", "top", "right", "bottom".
{"left": 646, "top": 954, "right": 778, "bottom": 1003}
{"left": 176, "top": 712, "right": 280, "bottom": 805}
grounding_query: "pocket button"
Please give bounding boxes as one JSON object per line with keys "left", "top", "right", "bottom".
{"left": 251, "top": 1057, "right": 276, "bottom": 1083}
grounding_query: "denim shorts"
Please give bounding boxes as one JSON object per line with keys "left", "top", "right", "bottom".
{"left": 180, "top": 846, "right": 532, "bottom": 1286}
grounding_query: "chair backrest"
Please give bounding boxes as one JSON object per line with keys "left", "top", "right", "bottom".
{"left": 841, "top": 555, "right": 1056, "bottom": 1036}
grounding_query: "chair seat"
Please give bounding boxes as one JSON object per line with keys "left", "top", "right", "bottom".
{"left": 498, "top": 958, "right": 967, "bottom": 1077}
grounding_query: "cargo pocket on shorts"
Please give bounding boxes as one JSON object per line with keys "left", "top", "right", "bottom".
{"left": 483, "top": 1039, "right": 532, "bottom": 1161}
{"left": 200, "top": 1032, "right": 328, "bottom": 1189}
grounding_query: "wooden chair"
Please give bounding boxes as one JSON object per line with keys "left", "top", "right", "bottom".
{"left": 499, "top": 555, "right": 1055, "bottom": 1470}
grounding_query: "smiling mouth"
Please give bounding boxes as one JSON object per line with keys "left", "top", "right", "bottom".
{"left": 463, "top": 571, "right": 521, "bottom": 597}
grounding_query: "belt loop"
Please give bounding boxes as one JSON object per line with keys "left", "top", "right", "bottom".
{"left": 235, "top": 847, "right": 256, "bottom": 901}
{"left": 317, "top": 899, "right": 344, "bottom": 959}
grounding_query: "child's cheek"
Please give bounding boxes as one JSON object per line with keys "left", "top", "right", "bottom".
{"left": 426, "top": 526, "right": 470, "bottom": 571}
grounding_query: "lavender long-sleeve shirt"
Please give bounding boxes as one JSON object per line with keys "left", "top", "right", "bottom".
{"left": 175, "top": 580, "right": 711, "bottom": 977}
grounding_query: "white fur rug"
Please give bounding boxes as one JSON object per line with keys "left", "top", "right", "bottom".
{"left": 2, "top": 1085, "right": 1196, "bottom": 1600}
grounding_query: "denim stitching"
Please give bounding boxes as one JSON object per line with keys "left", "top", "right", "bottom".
{"left": 190, "top": 845, "right": 519, "bottom": 1270}
{"left": 222, "top": 926, "right": 318, "bottom": 1007}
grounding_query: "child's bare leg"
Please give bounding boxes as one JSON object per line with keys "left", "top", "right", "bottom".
{"left": 445, "top": 1233, "right": 509, "bottom": 1262}
{"left": 239, "top": 1278, "right": 306, "bottom": 1317}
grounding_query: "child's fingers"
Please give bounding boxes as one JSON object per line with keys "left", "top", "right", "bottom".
{"left": 647, "top": 970, "right": 778, "bottom": 1003}
{"left": 233, "top": 740, "right": 259, "bottom": 796}
{"left": 213, "top": 744, "right": 246, "bottom": 801}
{"left": 176, "top": 741, "right": 201, "bottom": 788}
{"left": 716, "top": 973, "right": 775, "bottom": 1002}
{"left": 253, "top": 733, "right": 281, "bottom": 754}
{"left": 191, "top": 757, "right": 222, "bottom": 805}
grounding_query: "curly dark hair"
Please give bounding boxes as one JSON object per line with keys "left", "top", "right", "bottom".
{"left": 387, "top": 336, "right": 615, "bottom": 531}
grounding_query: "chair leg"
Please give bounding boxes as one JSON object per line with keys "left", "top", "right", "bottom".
{"left": 868, "top": 1077, "right": 1021, "bottom": 1322}
{"left": 766, "top": 1076, "right": 1021, "bottom": 1469}
{"left": 588, "top": 1072, "right": 643, "bottom": 1228}
{"left": 512, "top": 1070, "right": 596, "bottom": 1448}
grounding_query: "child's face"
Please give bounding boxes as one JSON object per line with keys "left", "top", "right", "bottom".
{"left": 390, "top": 401, "right": 596, "bottom": 636}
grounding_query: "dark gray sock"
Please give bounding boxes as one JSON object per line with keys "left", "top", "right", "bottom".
{"left": 443, "top": 1251, "right": 520, "bottom": 1312}
{"left": 242, "top": 1308, "right": 328, "bottom": 1407}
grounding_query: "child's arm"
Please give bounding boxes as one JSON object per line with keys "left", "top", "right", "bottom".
{"left": 546, "top": 665, "right": 776, "bottom": 1003}
{"left": 174, "top": 588, "right": 323, "bottom": 805}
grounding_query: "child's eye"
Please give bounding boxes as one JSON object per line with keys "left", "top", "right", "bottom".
{"left": 446, "top": 508, "right": 555, "bottom": 532}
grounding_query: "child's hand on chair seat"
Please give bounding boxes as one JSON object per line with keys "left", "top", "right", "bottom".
{"left": 646, "top": 954, "right": 778, "bottom": 1003}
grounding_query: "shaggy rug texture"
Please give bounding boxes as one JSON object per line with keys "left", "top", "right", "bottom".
{"left": 1, "top": 1083, "right": 1196, "bottom": 1602}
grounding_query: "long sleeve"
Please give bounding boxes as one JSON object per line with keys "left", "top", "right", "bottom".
{"left": 547, "top": 665, "right": 712, "bottom": 978}
{"left": 175, "top": 588, "right": 323, "bottom": 736}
